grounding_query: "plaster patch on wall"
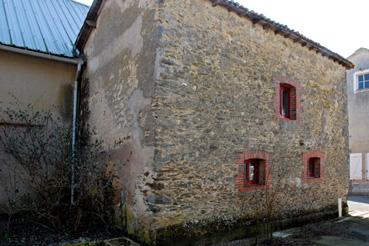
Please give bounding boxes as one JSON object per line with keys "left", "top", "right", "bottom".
{"left": 89, "top": 14, "right": 144, "bottom": 73}
{"left": 128, "top": 89, "right": 151, "bottom": 145}
{"left": 112, "top": 0, "right": 154, "bottom": 13}
{"left": 89, "top": 91, "right": 129, "bottom": 147}
{"left": 138, "top": 0, "right": 155, "bottom": 8}
{"left": 104, "top": 60, "right": 138, "bottom": 129}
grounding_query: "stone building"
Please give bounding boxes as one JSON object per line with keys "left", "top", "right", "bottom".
{"left": 347, "top": 48, "right": 369, "bottom": 195}
{"left": 0, "top": 0, "right": 88, "bottom": 208}
{"left": 76, "top": 0, "right": 353, "bottom": 244}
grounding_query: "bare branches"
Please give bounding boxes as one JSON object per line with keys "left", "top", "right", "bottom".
{"left": 0, "top": 99, "right": 118, "bottom": 233}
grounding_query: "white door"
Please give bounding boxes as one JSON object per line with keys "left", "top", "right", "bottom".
{"left": 350, "top": 153, "right": 363, "bottom": 180}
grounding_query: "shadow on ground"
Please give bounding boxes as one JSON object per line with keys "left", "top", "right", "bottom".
{"left": 219, "top": 196, "right": 369, "bottom": 246}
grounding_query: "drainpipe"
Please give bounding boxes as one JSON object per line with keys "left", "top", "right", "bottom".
{"left": 338, "top": 198, "right": 342, "bottom": 217}
{"left": 70, "top": 59, "right": 84, "bottom": 206}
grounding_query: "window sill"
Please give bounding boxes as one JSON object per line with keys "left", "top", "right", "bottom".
{"left": 239, "top": 184, "right": 267, "bottom": 192}
{"left": 354, "top": 88, "right": 369, "bottom": 94}
{"left": 278, "top": 115, "right": 297, "bottom": 122}
{"left": 304, "top": 177, "right": 322, "bottom": 183}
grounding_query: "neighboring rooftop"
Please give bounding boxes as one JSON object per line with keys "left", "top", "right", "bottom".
{"left": 0, "top": 0, "right": 89, "bottom": 58}
{"left": 77, "top": 0, "right": 354, "bottom": 69}
{"left": 348, "top": 48, "right": 369, "bottom": 60}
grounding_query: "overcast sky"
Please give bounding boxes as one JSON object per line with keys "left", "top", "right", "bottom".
{"left": 75, "top": 0, "right": 367, "bottom": 58}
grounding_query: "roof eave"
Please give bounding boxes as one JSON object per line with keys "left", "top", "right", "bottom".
{"left": 0, "top": 44, "right": 81, "bottom": 64}
{"left": 210, "top": 0, "right": 354, "bottom": 69}
{"left": 75, "top": 0, "right": 354, "bottom": 69}
{"left": 75, "top": 0, "right": 104, "bottom": 51}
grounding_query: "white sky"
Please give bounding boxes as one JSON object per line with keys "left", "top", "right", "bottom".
{"left": 75, "top": 0, "right": 368, "bottom": 58}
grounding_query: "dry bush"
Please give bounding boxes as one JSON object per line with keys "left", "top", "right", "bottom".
{"left": 239, "top": 154, "right": 338, "bottom": 245}
{"left": 0, "top": 100, "right": 118, "bottom": 233}
{"left": 239, "top": 157, "right": 301, "bottom": 243}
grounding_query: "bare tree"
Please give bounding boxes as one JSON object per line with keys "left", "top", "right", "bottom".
{"left": 239, "top": 156, "right": 299, "bottom": 244}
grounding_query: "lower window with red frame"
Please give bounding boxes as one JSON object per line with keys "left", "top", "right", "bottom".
{"left": 244, "top": 159, "right": 266, "bottom": 186}
{"left": 308, "top": 157, "right": 321, "bottom": 179}
{"left": 303, "top": 151, "right": 325, "bottom": 183}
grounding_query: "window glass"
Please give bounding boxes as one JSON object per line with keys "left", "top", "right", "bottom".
{"left": 282, "top": 90, "right": 289, "bottom": 117}
{"left": 249, "top": 163, "right": 255, "bottom": 181}
{"left": 357, "top": 73, "right": 369, "bottom": 90}
{"left": 359, "top": 82, "right": 364, "bottom": 89}
{"left": 279, "top": 84, "right": 297, "bottom": 120}
{"left": 308, "top": 157, "right": 320, "bottom": 178}
{"left": 245, "top": 159, "right": 264, "bottom": 185}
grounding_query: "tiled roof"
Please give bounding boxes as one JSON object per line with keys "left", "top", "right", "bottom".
{"left": 0, "top": 0, "right": 89, "bottom": 58}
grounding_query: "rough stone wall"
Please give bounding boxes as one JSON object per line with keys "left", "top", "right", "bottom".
{"left": 148, "top": 0, "right": 349, "bottom": 236}
{"left": 81, "top": 0, "right": 160, "bottom": 240}
{"left": 82, "top": 0, "right": 349, "bottom": 243}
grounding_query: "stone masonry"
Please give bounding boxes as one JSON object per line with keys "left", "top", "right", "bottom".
{"left": 80, "top": 0, "right": 350, "bottom": 244}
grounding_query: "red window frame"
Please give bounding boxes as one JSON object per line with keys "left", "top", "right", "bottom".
{"left": 235, "top": 152, "right": 271, "bottom": 192}
{"left": 303, "top": 151, "right": 325, "bottom": 183}
{"left": 274, "top": 77, "right": 301, "bottom": 122}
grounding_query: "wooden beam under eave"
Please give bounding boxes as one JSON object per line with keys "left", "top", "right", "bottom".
{"left": 212, "top": 0, "right": 221, "bottom": 6}
{"left": 86, "top": 20, "right": 96, "bottom": 28}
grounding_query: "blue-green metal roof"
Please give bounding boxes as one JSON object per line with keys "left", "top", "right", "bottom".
{"left": 0, "top": 0, "right": 89, "bottom": 58}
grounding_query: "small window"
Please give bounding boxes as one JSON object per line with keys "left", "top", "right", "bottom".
{"left": 358, "top": 74, "right": 369, "bottom": 90}
{"left": 307, "top": 157, "right": 321, "bottom": 178}
{"left": 279, "top": 84, "right": 296, "bottom": 120}
{"left": 303, "top": 151, "right": 324, "bottom": 183}
{"left": 245, "top": 159, "right": 265, "bottom": 185}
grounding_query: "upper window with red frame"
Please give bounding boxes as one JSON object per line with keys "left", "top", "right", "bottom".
{"left": 279, "top": 83, "right": 297, "bottom": 120}
{"left": 245, "top": 158, "right": 265, "bottom": 186}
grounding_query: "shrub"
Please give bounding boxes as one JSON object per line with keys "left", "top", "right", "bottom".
{"left": 0, "top": 100, "right": 118, "bottom": 233}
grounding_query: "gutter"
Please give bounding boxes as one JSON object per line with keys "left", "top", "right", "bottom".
{"left": 0, "top": 44, "right": 80, "bottom": 65}
{"left": 70, "top": 58, "right": 85, "bottom": 206}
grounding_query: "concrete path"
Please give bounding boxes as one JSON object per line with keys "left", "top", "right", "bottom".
{"left": 260, "top": 196, "right": 369, "bottom": 246}
{"left": 311, "top": 196, "right": 369, "bottom": 246}
{"left": 348, "top": 195, "right": 369, "bottom": 217}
